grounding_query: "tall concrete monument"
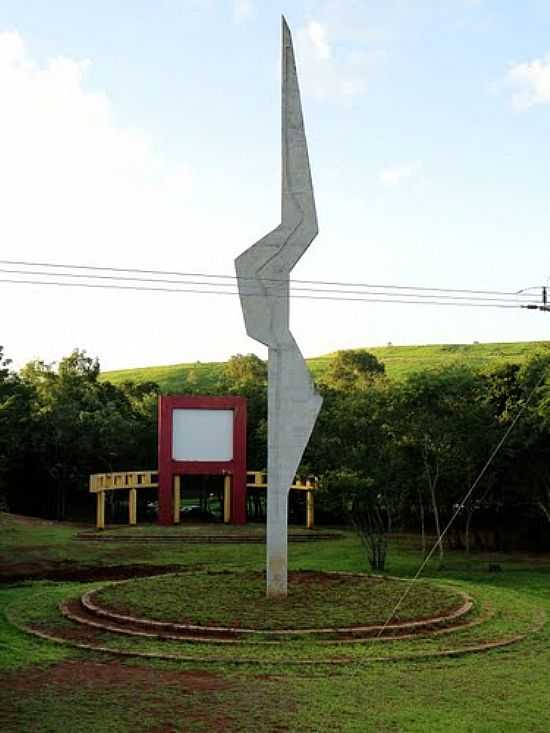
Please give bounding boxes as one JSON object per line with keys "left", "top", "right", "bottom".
{"left": 235, "top": 18, "right": 322, "bottom": 597}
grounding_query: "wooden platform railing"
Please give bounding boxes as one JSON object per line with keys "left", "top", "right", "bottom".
{"left": 89, "top": 471, "right": 159, "bottom": 493}
{"left": 246, "top": 472, "right": 318, "bottom": 530}
{"left": 90, "top": 470, "right": 318, "bottom": 530}
{"left": 246, "top": 471, "right": 318, "bottom": 490}
{"left": 89, "top": 471, "right": 158, "bottom": 529}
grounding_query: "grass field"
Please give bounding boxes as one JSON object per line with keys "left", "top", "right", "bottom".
{"left": 93, "top": 570, "right": 461, "bottom": 629}
{"left": 102, "top": 340, "right": 550, "bottom": 389}
{"left": 1, "top": 512, "right": 550, "bottom": 732}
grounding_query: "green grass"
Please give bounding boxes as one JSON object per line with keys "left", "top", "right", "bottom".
{"left": 3, "top": 576, "right": 540, "bottom": 664}
{"left": 102, "top": 340, "right": 550, "bottom": 388}
{"left": 0, "top": 512, "right": 78, "bottom": 547}
{"left": 1, "top": 513, "right": 550, "bottom": 732}
{"left": 101, "top": 359, "right": 227, "bottom": 391}
{"left": 93, "top": 570, "right": 462, "bottom": 629}
{"left": 0, "top": 585, "right": 75, "bottom": 671}
{"left": 0, "top": 583, "right": 290, "bottom": 733}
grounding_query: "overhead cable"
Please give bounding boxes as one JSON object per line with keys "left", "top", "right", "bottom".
{"left": 0, "top": 258, "right": 538, "bottom": 300}
{"left": 0, "top": 277, "right": 528, "bottom": 308}
{"left": 0, "top": 267, "right": 533, "bottom": 305}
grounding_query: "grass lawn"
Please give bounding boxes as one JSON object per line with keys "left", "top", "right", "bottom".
{"left": 93, "top": 570, "right": 462, "bottom": 629}
{"left": 1, "top": 512, "right": 550, "bottom": 732}
{"left": 102, "top": 340, "right": 550, "bottom": 388}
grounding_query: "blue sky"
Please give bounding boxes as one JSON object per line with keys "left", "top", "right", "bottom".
{"left": 2, "top": 1, "right": 550, "bottom": 370}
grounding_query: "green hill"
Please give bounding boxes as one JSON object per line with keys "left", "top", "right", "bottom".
{"left": 101, "top": 340, "right": 550, "bottom": 391}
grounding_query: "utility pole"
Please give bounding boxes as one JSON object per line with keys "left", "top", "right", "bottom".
{"left": 521, "top": 286, "right": 550, "bottom": 313}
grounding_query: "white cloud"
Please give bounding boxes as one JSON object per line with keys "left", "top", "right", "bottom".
{"left": 233, "top": 0, "right": 254, "bottom": 24}
{"left": 0, "top": 31, "right": 251, "bottom": 370}
{"left": 307, "top": 20, "right": 331, "bottom": 60}
{"left": 295, "top": 19, "right": 367, "bottom": 99}
{"left": 507, "top": 55, "right": 550, "bottom": 109}
{"left": 380, "top": 162, "right": 422, "bottom": 187}
{"left": 0, "top": 30, "right": 193, "bottom": 265}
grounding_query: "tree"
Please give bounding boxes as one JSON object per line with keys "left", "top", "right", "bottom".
{"left": 321, "top": 469, "right": 388, "bottom": 570}
{"left": 504, "top": 354, "right": 550, "bottom": 531}
{"left": 394, "top": 366, "right": 497, "bottom": 560}
{"left": 222, "top": 353, "right": 267, "bottom": 387}
{"left": 305, "top": 379, "right": 400, "bottom": 530}
{"left": 217, "top": 353, "right": 268, "bottom": 470}
{"left": 118, "top": 380, "right": 160, "bottom": 469}
{"left": 350, "top": 489, "right": 388, "bottom": 571}
{"left": 0, "top": 346, "right": 32, "bottom": 511}
{"left": 18, "top": 350, "right": 157, "bottom": 520}
{"left": 320, "top": 349, "right": 385, "bottom": 392}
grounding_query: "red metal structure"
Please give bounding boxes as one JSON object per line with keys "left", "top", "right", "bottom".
{"left": 157, "top": 395, "right": 247, "bottom": 525}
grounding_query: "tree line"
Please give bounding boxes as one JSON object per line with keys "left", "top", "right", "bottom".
{"left": 1, "top": 344, "right": 549, "bottom": 552}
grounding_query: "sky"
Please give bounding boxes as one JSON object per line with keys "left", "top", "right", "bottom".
{"left": 2, "top": 0, "right": 550, "bottom": 371}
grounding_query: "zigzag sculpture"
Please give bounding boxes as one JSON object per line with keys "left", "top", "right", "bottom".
{"left": 235, "top": 18, "right": 322, "bottom": 596}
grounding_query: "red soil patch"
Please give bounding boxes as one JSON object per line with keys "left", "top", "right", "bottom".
{"left": 0, "top": 562, "right": 182, "bottom": 584}
{"left": 2, "top": 660, "right": 290, "bottom": 733}
{"left": 7, "top": 660, "right": 228, "bottom": 694}
{"left": 27, "top": 615, "right": 124, "bottom": 646}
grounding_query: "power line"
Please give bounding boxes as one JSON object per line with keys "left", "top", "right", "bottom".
{"left": 0, "top": 258, "right": 538, "bottom": 300}
{"left": 0, "top": 277, "right": 530, "bottom": 308}
{"left": 0, "top": 267, "right": 534, "bottom": 305}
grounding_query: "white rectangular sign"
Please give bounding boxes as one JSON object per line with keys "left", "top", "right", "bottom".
{"left": 172, "top": 408, "right": 234, "bottom": 462}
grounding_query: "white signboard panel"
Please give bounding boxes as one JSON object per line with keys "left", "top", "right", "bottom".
{"left": 172, "top": 409, "right": 234, "bottom": 462}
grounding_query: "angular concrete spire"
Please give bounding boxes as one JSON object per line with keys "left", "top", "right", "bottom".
{"left": 235, "top": 17, "right": 322, "bottom": 597}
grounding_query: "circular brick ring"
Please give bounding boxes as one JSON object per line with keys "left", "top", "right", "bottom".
{"left": 9, "top": 602, "right": 544, "bottom": 667}
{"left": 68, "top": 572, "right": 475, "bottom": 644}
{"left": 6, "top": 582, "right": 545, "bottom": 666}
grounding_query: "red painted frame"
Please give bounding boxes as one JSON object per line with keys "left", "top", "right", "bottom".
{"left": 157, "top": 395, "right": 247, "bottom": 525}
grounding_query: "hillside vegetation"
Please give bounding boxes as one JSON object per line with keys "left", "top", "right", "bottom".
{"left": 102, "top": 340, "right": 550, "bottom": 390}
{"left": 3, "top": 344, "right": 550, "bottom": 552}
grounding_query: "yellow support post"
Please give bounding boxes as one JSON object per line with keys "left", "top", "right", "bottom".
{"left": 96, "top": 491, "right": 105, "bottom": 530}
{"left": 173, "top": 475, "right": 181, "bottom": 524}
{"left": 224, "top": 475, "right": 231, "bottom": 523}
{"left": 129, "top": 488, "right": 137, "bottom": 525}
{"left": 306, "top": 490, "right": 314, "bottom": 530}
